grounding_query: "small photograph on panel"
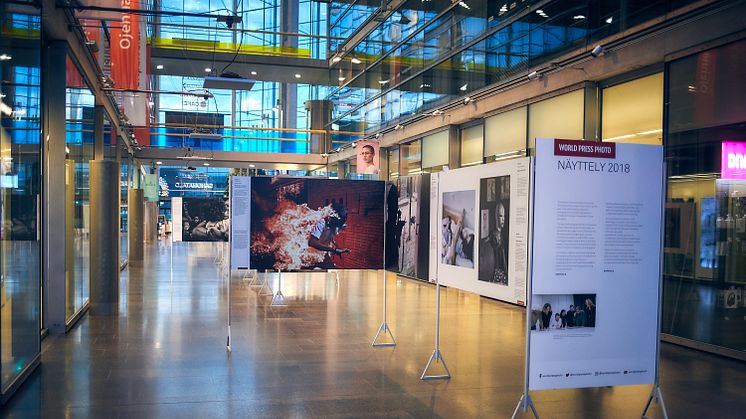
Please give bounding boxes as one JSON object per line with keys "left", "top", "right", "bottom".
{"left": 530, "top": 294, "right": 597, "bottom": 332}
{"left": 182, "top": 197, "right": 230, "bottom": 242}
{"left": 478, "top": 175, "right": 510, "bottom": 285}
{"left": 441, "top": 190, "right": 476, "bottom": 268}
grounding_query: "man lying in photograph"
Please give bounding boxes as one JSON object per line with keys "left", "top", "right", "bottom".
{"left": 183, "top": 199, "right": 229, "bottom": 241}
{"left": 308, "top": 201, "right": 352, "bottom": 268}
{"left": 441, "top": 211, "right": 475, "bottom": 268}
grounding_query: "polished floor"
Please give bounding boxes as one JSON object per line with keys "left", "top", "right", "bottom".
{"left": 2, "top": 240, "right": 745, "bottom": 418}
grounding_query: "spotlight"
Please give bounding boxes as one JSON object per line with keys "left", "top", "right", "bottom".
{"left": 394, "top": 124, "right": 403, "bottom": 130}
{"left": 352, "top": 142, "right": 357, "bottom": 148}
{"left": 250, "top": 71, "right": 257, "bottom": 76}
{"left": 156, "top": 64, "right": 164, "bottom": 70}
{"left": 156, "top": 161, "right": 163, "bottom": 165}
{"left": 294, "top": 73, "right": 301, "bottom": 79}
{"left": 331, "top": 56, "right": 342, "bottom": 63}
{"left": 249, "top": 164, "right": 256, "bottom": 168}
{"left": 527, "top": 71, "right": 542, "bottom": 81}
{"left": 204, "top": 68, "right": 212, "bottom": 73}
{"left": 464, "top": 97, "right": 473, "bottom": 104}
{"left": 375, "top": 132, "right": 381, "bottom": 139}
{"left": 432, "top": 109, "right": 443, "bottom": 116}
{"left": 321, "top": 153, "right": 329, "bottom": 158}
{"left": 590, "top": 45, "right": 606, "bottom": 58}
{"left": 351, "top": 57, "right": 362, "bottom": 64}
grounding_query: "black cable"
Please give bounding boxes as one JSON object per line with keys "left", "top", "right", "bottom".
{"left": 220, "top": 0, "right": 245, "bottom": 75}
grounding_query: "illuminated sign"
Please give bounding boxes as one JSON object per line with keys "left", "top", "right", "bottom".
{"left": 721, "top": 141, "right": 746, "bottom": 180}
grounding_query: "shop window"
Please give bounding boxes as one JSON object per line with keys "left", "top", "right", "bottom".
{"left": 422, "top": 130, "right": 449, "bottom": 172}
{"left": 485, "top": 106, "right": 527, "bottom": 160}
{"left": 602, "top": 73, "right": 663, "bottom": 144}
{"left": 460, "top": 124, "right": 483, "bottom": 167}
{"left": 528, "top": 89, "right": 584, "bottom": 150}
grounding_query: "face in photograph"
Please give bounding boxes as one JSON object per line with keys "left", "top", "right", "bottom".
{"left": 478, "top": 176, "right": 510, "bottom": 285}
{"left": 357, "top": 143, "right": 379, "bottom": 175}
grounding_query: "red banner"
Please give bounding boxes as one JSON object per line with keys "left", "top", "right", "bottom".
{"left": 553, "top": 139, "right": 616, "bottom": 159}
{"left": 109, "top": 0, "right": 139, "bottom": 90}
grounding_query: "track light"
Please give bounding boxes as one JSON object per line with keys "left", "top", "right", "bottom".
{"left": 394, "top": 124, "right": 403, "bottom": 130}
{"left": 527, "top": 71, "right": 542, "bottom": 81}
{"left": 432, "top": 109, "right": 443, "bottom": 116}
{"left": 375, "top": 132, "right": 381, "bottom": 139}
{"left": 351, "top": 57, "right": 362, "bottom": 65}
{"left": 463, "top": 97, "right": 473, "bottom": 104}
{"left": 590, "top": 45, "right": 606, "bottom": 58}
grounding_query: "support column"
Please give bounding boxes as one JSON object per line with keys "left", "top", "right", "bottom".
{"left": 93, "top": 104, "right": 105, "bottom": 160}
{"left": 128, "top": 188, "right": 144, "bottom": 263}
{"left": 280, "top": 0, "right": 299, "bottom": 153}
{"left": 583, "top": 82, "right": 600, "bottom": 142}
{"left": 89, "top": 160, "right": 120, "bottom": 315}
{"left": 143, "top": 201, "right": 158, "bottom": 243}
{"left": 42, "top": 40, "right": 68, "bottom": 334}
{"left": 305, "top": 100, "right": 332, "bottom": 154}
{"left": 447, "top": 125, "right": 460, "bottom": 169}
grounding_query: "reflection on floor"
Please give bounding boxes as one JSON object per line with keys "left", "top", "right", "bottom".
{"left": 2, "top": 241, "right": 745, "bottom": 418}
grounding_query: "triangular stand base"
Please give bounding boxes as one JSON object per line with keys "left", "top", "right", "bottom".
{"left": 420, "top": 349, "right": 451, "bottom": 380}
{"left": 642, "top": 385, "right": 669, "bottom": 419}
{"left": 270, "top": 290, "right": 287, "bottom": 307}
{"left": 371, "top": 322, "right": 396, "bottom": 347}
{"left": 511, "top": 393, "right": 539, "bottom": 419}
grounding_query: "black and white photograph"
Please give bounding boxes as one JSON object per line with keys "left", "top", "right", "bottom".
{"left": 478, "top": 175, "right": 510, "bottom": 285}
{"left": 530, "top": 294, "right": 597, "bottom": 332}
{"left": 441, "top": 190, "right": 476, "bottom": 268}
{"left": 182, "top": 197, "right": 230, "bottom": 242}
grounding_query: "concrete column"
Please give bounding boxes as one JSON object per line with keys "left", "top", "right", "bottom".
{"left": 89, "top": 160, "right": 120, "bottom": 315}
{"left": 128, "top": 188, "right": 144, "bottom": 263}
{"left": 448, "top": 125, "right": 460, "bottom": 169}
{"left": 42, "top": 40, "right": 68, "bottom": 334}
{"left": 143, "top": 201, "right": 158, "bottom": 243}
{"left": 583, "top": 82, "right": 600, "bottom": 142}
{"left": 305, "top": 100, "right": 332, "bottom": 154}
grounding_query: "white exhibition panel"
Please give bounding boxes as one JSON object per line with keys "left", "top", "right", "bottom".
{"left": 431, "top": 158, "right": 531, "bottom": 305}
{"left": 229, "top": 176, "right": 251, "bottom": 270}
{"left": 528, "top": 138, "right": 663, "bottom": 391}
{"left": 171, "top": 197, "right": 182, "bottom": 242}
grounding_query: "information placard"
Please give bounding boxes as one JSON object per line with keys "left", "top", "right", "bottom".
{"left": 528, "top": 138, "right": 663, "bottom": 390}
{"left": 230, "top": 176, "right": 251, "bottom": 270}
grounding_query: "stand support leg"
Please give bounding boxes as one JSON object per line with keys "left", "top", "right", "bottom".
{"left": 372, "top": 270, "right": 396, "bottom": 347}
{"left": 642, "top": 385, "right": 669, "bottom": 419}
{"left": 511, "top": 393, "right": 539, "bottom": 419}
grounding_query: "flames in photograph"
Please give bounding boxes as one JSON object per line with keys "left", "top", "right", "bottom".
{"left": 251, "top": 199, "right": 337, "bottom": 270}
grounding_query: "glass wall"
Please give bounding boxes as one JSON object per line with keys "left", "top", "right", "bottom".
{"left": 400, "top": 139, "right": 422, "bottom": 176}
{"left": 388, "top": 147, "right": 400, "bottom": 180}
{"left": 602, "top": 72, "right": 663, "bottom": 144}
{"left": 663, "top": 39, "right": 746, "bottom": 357}
{"left": 65, "top": 58, "right": 93, "bottom": 322}
{"left": 0, "top": 2, "right": 42, "bottom": 394}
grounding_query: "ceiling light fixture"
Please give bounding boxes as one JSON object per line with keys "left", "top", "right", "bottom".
{"left": 379, "top": 79, "right": 389, "bottom": 85}
{"left": 331, "top": 56, "right": 342, "bottom": 63}
{"left": 156, "top": 161, "right": 163, "bottom": 165}
{"left": 420, "top": 83, "right": 431, "bottom": 89}
{"left": 432, "top": 109, "right": 443, "bottom": 116}
{"left": 459, "top": 83, "right": 468, "bottom": 91}
{"left": 606, "top": 16, "right": 613, "bottom": 24}
{"left": 204, "top": 68, "right": 212, "bottom": 73}
{"left": 203, "top": 162, "right": 210, "bottom": 166}
{"left": 527, "top": 70, "right": 542, "bottom": 81}
{"left": 458, "top": 1, "right": 471, "bottom": 10}
{"left": 463, "top": 97, "right": 473, "bottom": 104}
{"left": 338, "top": 76, "right": 346, "bottom": 82}
{"left": 294, "top": 73, "right": 301, "bottom": 78}
{"left": 573, "top": 15, "right": 585, "bottom": 19}
{"left": 394, "top": 124, "right": 403, "bottom": 130}
{"left": 156, "top": 64, "right": 164, "bottom": 70}
{"left": 249, "top": 164, "right": 256, "bottom": 168}
{"left": 351, "top": 57, "right": 362, "bottom": 64}
{"left": 250, "top": 71, "right": 257, "bottom": 76}
{"left": 0, "top": 54, "right": 11, "bottom": 61}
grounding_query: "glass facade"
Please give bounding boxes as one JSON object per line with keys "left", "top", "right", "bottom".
{"left": 663, "top": 39, "right": 746, "bottom": 355}
{"left": 0, "top": 2, "right": 41, "bottom": 394}
{"left": 328, "top": 0, "right": 698, "bottom": 145}
{"left": 65, "top": 58, "right": 92, "bottom": 322}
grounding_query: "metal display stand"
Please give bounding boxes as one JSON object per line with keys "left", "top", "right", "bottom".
{"left": 642, "top": 163, "right": 670, "bottom": 419}
{"left": 270, "top": 269, "right": 287, "bottom": 307}
{"left": 421, "top": 178, "right": 450, "bottom": 380}
{"left": 258, "top": 269, "right": 274, "bottom": 296}
{"left": 372, "top": 186, "right": 396, "bottom": 347}
{"left": 227, "top": 187, "right": 234, "bottom": 352}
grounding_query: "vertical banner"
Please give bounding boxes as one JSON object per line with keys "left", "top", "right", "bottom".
{"left": 109, "top": 0, "right": 139, "bottom": 91}
{"left": 171, "top": 197, "right": 182, "bottom": 242}
{"left": 528, "top": 138, "right": 664, "bottom": 390}
{"left": 230, "top": 177, "right": 251, "bottom": 270}
{"left": 356, "top": 141, "right": 380, "bottom": 175}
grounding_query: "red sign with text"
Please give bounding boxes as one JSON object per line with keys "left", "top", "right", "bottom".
{"left": 109, "top": 0, "right": 139, "bottom": 90}
{"left": 553, "top": 139, "right": 616, "bottom": 159}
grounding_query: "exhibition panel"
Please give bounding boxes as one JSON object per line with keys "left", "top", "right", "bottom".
{"left": 430, "top": 159, "right": 531, "bottom": 305}
{"left": 527, "top": 138, "right": 664, "bottom": 392}
{"left": 385, "top": 175, "right": 431, "bottom": 282}
{"left": 246, "top": 177, "right": 385, "bottom": 271}
{"left": 180, "top": 197, "right": 229, "bottom": 242}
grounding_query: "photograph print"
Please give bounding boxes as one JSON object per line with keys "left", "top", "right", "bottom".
{"left": 441, "top": 190, "right": 476, "bottom": 268}
{"left": 478, "top": 175, "right": 510, "bottom": 285}
{"left": 250, "top": 177, "right": 384, "bottom": 271}
{"left": 182, "top": 197, "right": 230, "bottom": 242}
{"left": 530, "top": 294, "right": 597, "bottom": 332}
